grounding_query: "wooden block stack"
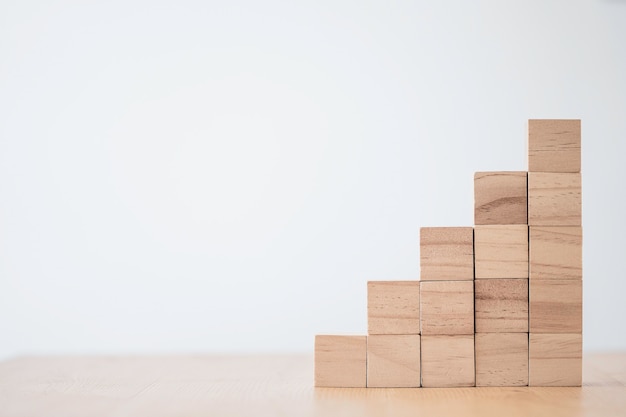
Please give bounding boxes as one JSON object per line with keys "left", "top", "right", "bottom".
{"left": 367, "top": 281, "right": 421, "bottom": 387}
{"left": 314, "top": 119, "right": 583, "bottom": 388}
{"left": 474, "top": 172, "right": 529, "bottom": 387}
{"left": 527, "top": 119, "right": 583, "bottom": 387}
{"left": 419, "top": 227, "right": 475, "bottom": 387}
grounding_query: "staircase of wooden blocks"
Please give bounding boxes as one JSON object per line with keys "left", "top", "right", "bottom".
{"left": 315, "top": 119, "right": 582, "bottom": 388}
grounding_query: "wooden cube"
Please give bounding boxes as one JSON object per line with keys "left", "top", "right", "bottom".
{"left": 475, "top": 225, "right": 528, "bottom": 279}
{"left": 475, "top": 279, "right": 528, "bottom": 333}
{"left": 420, "top": 227, "right": 474, "bottom": 280}
{"left": 530, "top": 226, "right": 582, "bottom": 280}
{"left": 368, "top": 281, "right": 420, "bottom": 335}
{"left": 474, "top": 172, "right": 527, "bottom": 225}
{"left": 420, "top": 281, "right": 474, "bottom": 335}
{"left": 528, "top": 173, "right": 582, "bottom": 226}
{"left": 421, "top": 335, "right": 475, "bottom": 387}
{"left": 314, "top": 335, "right": 366, "bottom": 387}
{"left": 528, "top": 119, "right": 581, "bottom": 173}
{"left": 530, "top": 280, "right": 582, "bottom": 333}
{"left": 367, "top": 335, "right": 421, "bottom": 387}
{"left": 475, "top": 333, "right": 528, "bottom": 387}
{"left": 529, "top": 333, "right": 582, "bottom": 386}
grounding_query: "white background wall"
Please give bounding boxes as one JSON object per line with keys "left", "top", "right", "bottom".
{"left": 1, "top": 0, "right": 625, "bottom": 359}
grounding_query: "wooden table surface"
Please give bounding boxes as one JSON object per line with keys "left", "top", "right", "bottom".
{"left": 0, "top": 353, "right": 625, "bottom": 417}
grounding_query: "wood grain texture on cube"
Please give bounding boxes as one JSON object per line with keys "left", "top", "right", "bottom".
{"left": 421, "top": 335, "right": 475, "bottom": 387}
{"left": 530, "top": 226, "right": 582, "bottom": 280}
{"left": 529, "top": 333, "right": 582, "bottom": 386}
{"left": 420, "top": 281, "right": 474, "bottom": 335}
{"left": 475, "top": 225, "right": 529, "bottom": 279}
{"left": 368, "top": 281, "right": 420, "bottom": 335}
{"left": 314, "top": 335, "right": 366, "bottom": 387}
{"left": 420, "top": 227, "right": 474, "bottom": 280}
{"left": 474, "top": 172, "right": 527, "bottom": 225}
{"left": 475, "top": 333, "right": 528, "bottom": 387}
{"left": 367, "top": 335, "right": 421, "bottom": 388}
{"left": 475, "top": 279, "right": 528, "bottom": 333}
{"left": 528, "top": 119, "right": 581, "bottom": 173}
{"left": 528, "top": 173, "right": 581, "bottom": 226}
{"left": 530, "top": 280, "right": 582, "bottom": 333}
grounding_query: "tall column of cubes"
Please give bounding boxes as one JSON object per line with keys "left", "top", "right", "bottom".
{"left": 527, "top": 119, "right": 583, "bottom": 387}
{"left": 314, "top": 119, "right": 583, "bottom": 388}
{"left": 419, "top": 227, "right": 475, "bottom": 387}
{"left": 473, "top": 172, "right": 529, "bottom": 387}
{"left": 367, "top": 281, "right": 421, "bottom": 387}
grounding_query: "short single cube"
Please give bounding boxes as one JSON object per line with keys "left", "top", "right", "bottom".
{"left": 420, "top": 227, "right": 474, "bottom": 280}
{"left": 368, "top": 281, "right": 420, "bottom": 335}
{"left": 475, "top": 279, "right": 528, "bottom": 333}
{"left": 530, "top": 226, "right": 582, "bottom": 280}
{"left": 474, "top": 172, "right": 528, "bottom": 225}
{"left": 529, "top": 333, "right": 582, "bottom": 386}
{"left": 367, "top": 335, "right": 421, "bottom": 387}
{"left": 528, "top": 173, "right": 582, "bottom": 226}
{"left": 421, "top": 335, "right": 475, "bottom": 387}
{"left": 530, "top": 280, "right": 582, "bottom": 333}
{"left": 475, "top": 333, "right": 529, "bottom": 387}
{"left": 528, "top": 119, "right": 581, "bottom": 173}
{"left": 420, "top": 280, "right": 474, "bottom": 335}
{"left": 475, "top": 225, "right": 529, "bottom": 279}
{"left": 315, "top": 335, "right": 367, "bottom": 387}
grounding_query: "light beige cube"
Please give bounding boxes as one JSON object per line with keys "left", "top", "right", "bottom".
{"left": 529, "top": 333, "right": 582, "bottom": 386}
{"left": 475, "top": 225, "right": 528, "bottom": 279}
{"left": 420, "top": 281, "right": 474, "bottom": 335}
{"left": 530, "top": 280, "right": 582, "bottom": 333}
{"left": 367, "top": 335, "right": 421, "bottom": 388}
{"left": 530, "top": 226, "right": 582, "bottom": 280}
{"left": 528, "top": 173, "right": 581, "bottom": 226}
{"left": 475, "top": 279, "right": 528, "bottom": 333}
{"left": 420, "top": 227, "right": 474, "bottom": 281}
{"left": 474, "top": 172, "right": 528, "bottom": 225}
{"left": 528, "top": 119, "right": 581, "bottom": 173}
{"left": 368, "top": 281, "right": 420, "bottom": 335}
{"left": 476, "top": 333, "right": 529, "bottom": 387}
{"left": 421, "top": 335, "right": 475, "bottom": 387}
{"left": 315, "top": 335, "right": 366, "bottom": 387}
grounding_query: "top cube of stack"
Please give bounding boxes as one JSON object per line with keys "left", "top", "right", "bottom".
{"left": 420, "top": 227, "right": 474, "bottom": 280}
{"left": 528, "top": 120, "right": 581, "bottom": 173}
{"left": 528, "top": 119, "right": 582, "bottom": 226}
{"left": 474, "top": 172, "right": 527, "bottom": 225}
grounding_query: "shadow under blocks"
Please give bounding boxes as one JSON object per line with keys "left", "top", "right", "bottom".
{"left": 315, "top": 119, "right": 582, "bottom": 388}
